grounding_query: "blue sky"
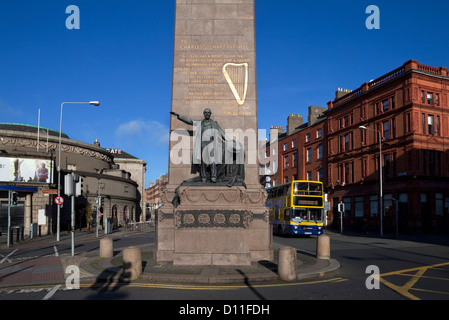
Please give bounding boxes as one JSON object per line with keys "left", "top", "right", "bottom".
{"left": 2, "top": 0, "right": 449, "bottom": 187}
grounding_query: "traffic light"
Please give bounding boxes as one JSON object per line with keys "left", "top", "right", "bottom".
{"left": 12, "top": 192, "right": 18, "bottom": 205}
{"left": 96, "top": 196, "right": 104, "bottom": 207}
{"left": 75, "top": 177, "right": 83, "bottom": 196}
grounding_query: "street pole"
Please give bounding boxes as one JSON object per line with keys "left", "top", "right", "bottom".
{"left": 7, "top": 190, "right": 11, "bottom": 247}
{"left": 378, "top": 129, "right": 383, "bottom": 237}
{"left": 71, "top": 172, "right": 76, "bottom": 257}
{"left": 57, "top": 101, "right": 100, "bottom": 242}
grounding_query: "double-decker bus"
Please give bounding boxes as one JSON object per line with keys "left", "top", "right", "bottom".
{"left": 266, "top": 180, "right": 324, "bottom": 236}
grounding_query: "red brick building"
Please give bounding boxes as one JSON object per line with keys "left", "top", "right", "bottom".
{"left": 144, "top": 173, "right": 168, "bottom": 214}
{"left": 263, "top": 60, "right": 449, "bottom": 234}
{"left": 263, "top": 107, "right": 327, "bottom": 188}
{"left": 326, "top": 59, "right": 449, "bottom": 234}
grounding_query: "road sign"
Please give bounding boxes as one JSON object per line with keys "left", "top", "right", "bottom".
{"left": 42, "top": 189, "right": 58, "bottom": 195}
{"left": 55, "top": 196, "right": 64, "bottom": 205}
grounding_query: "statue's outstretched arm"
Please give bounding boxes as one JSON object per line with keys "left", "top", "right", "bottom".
{"left": 170, "top": 111, "right": 194, "bottom": 125}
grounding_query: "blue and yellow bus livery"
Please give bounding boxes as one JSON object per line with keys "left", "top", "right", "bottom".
{"left": 266, "top": 180, "right": 324, "bottom": 236}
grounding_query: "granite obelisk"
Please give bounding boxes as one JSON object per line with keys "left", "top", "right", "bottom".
{"left": 156, "top": 0, "right": 273, "bottom": 266}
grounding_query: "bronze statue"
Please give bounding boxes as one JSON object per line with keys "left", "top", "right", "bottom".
{"left": 170, "top": 108, "right": 244, "bottom": 186}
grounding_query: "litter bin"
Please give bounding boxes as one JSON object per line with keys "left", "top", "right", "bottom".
{"left": 30, "top": 223, "right": 38, "bottom": 238}
{"left": 105, "top": 218, "right": 112, "bottom": 234}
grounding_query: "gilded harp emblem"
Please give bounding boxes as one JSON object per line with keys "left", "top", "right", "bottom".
{"left": 223, "top": 63, "right": 248, "bottom": 105}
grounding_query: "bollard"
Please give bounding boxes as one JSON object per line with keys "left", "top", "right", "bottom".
{"left": 278, "top": 246, "right": 297, "bottom": 281}
{"left": 99, "top": 237, "right": 113, "bottom": 258}
{"left": 122, "top": 246, "right": 142, "bottom": 281}
{"left": 316, "top": 234, "right": 330, "bottom": 259}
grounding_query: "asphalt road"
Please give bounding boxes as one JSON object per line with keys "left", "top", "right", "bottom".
{"left": 1, "top": 230, "right": 448, "bottom": 302}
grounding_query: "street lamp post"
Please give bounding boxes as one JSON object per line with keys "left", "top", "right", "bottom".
{"left": 57, "top": 101, "right": 100, "bottom": 241}
{"left": 359, "top": 125, "right": 383, "bottom": 237}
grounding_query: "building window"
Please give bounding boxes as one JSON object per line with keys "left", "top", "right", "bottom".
{"left": 316, "top": 128, "right": 322, "bottom": 139}
{"left": 283, "top": 143, "right": 288, "bottom": 151}
{"left": 391, "top": 96, "right": 395, "bottom": 109}
{"left": 427, "top": 92, "right": 433, "bottom": 104}
{"left": 317, "top": 144, "right": 323, "bottom": 160}
{"left": 306, "top": 148, "right": 312, "bottom": 163}
{"left": 317, "top": 169, "right": 323, "bottom": 182}
{"left": 421, "top": 91, "right": 425, "bottom": 103}
{"left": 293, "top": 153, "right": 298, "bottom": 167}
{"left": 343, "top": 197, "right": 351, "bottom": 217}
{"left": 428, "top": 115, "right": 434, "bottom": 135}
{"left": 344, "top": 134, "right": 350, "bottom": 151}
{"left": 436, "top": 93, "right": 440, "bottom": 106}
{"left": 376, "top": 123, "right": 381, "bottom": 143}
{"left": 306, "top": 133, "right": 311, "bottom": 143}
{"left": 355, "top": 196, "right": 364, "bottom": 217}
{"left": 344, "top": 162, "right": 350, "bottom": 183}
{"left": 437, "top": 116, "right": 441, "bottom": 136}
{"left": 405, "top": 113, "right": 411, "bottom": 133}
{"left": 384, "top": 154, "right": 390, "bottom": 178}
{"left": 306, "top": 171, "right": 312, "bottom": 181}
{"left": 292, "top": 139, "right": 296, "bottom": 148}
{"left": 382, "top": 99, "right": 389, "bottom": 112}
{"left": 392, "top": 118, "right": 396, "bottom": 139}
{"left": 383, "top": 121, "right": 390, "bottom": 140}
{"left": 284, "top": 155, "right": 289, "bottom": 170}
{"left": 284, "top": 176, "right": 289, "bottom": 183}
{"left": 384, "top": 194, "right": 393, "bottom": 218}
{"left": 370, "top": 195, "right": 378, "bottom": 217}
{"left": 362, "top": 157, "right": 367, "bottom": 178}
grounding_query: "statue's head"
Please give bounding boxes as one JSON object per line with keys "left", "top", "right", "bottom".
{"left": 203, "top": 108, "right": 212, "bottom": 120}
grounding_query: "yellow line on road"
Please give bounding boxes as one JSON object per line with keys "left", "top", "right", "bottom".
{"left": 379, "top": 261, "right": 449, "bottom": 300}
{"left": 80, "top": 277, "right": 346, "bottom": 291}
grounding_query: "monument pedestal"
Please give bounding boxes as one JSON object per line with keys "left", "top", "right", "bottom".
{"left": 156, "top": 185, "right": 273, "bottom": 266}
{"left": 156, "top": 0, "right": 273, "bottom": 267}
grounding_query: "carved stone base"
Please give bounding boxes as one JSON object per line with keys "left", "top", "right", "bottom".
{"left": 155, "top": 185, "right": 273, "bottom": 266}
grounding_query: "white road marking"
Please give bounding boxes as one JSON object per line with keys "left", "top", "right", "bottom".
{"left": 0, "top": 249, "right": 18, "bottom": 264}
{"left": 53, "top": 246, "right": 59, "bottom": 257}
{"left": 42, "top": 285, "right": 61, "bottom": 300}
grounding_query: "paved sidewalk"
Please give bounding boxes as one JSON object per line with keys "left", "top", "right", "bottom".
{"left": 0, "top": 229, "right": 340, "bottom": 289}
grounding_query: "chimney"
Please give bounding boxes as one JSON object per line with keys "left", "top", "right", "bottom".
{"left": 308, "top": 106, "right": 326, "bottom": 126}
{"left": 335, "top": 87, "right": 353, "bottom": 100}
{"left": 269, "top": 125, "right": 285, "bottom": 143}
{"left": 286, "top": 114, "right": 303, "bottom": 135}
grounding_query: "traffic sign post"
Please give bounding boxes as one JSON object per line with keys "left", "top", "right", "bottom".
{"left": 54, "top": 196, "right": 64, "bottom": 206}
{"left": 338, "top": 202, "right": 345, "bottom": 235}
